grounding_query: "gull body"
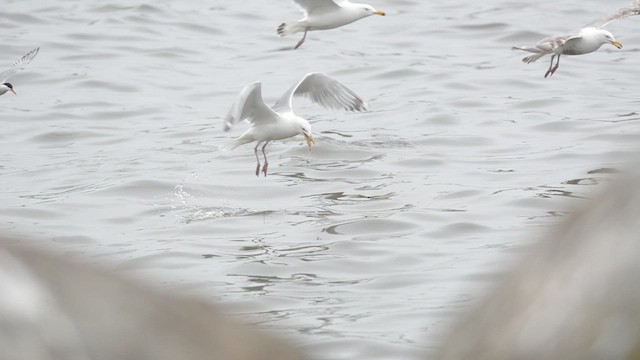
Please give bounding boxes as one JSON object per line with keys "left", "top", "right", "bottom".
{"left": 235, "top": 111, "right": 307, "bottom": 144}
{"left": 224, "top": 73, "right": 367, "bottom": 177}
{"left": 513, "top": 1, "right": 639, "bottom": 77}
{"left": 0, "top": 47, "right": 39, "bottom": 95}
{"left": 278, "top": 0, "right": 385, "bottom": 49}
{"left": 556, "top": 28, "right": 619, "bottom": 55}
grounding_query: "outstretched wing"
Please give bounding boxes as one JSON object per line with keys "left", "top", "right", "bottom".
{"left": 224, "top": 82, "right": 280, "bottom": 131}
{"left": 585, "top": 0, "right": 640, "bottom": 28}
{"left": 0, "top": 47, "right": 40, "bottom": 83}
{"left": 272, "top": 72, "right": 368, "bottom": 114}
{"left": 291, "top": 0, "right": 341, "bottom": 16}
{"left": 534, "top": 34, "right": 576, "bottom": 52}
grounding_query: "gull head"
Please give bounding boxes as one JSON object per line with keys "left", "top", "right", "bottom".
{"left": 1, "top": 83, "right": 16, "bottom": 95}
{"left": 600, "top": 30, "right": 622, "bottom": 49}
{"left": 357, "top": 4, "right": 385, "bottom": 17}
{"left": 297, "top": 118, "right": 314, "bottom": 150}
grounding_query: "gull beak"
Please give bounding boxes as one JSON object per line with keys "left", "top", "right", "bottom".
{"left": 374, "top": 10, "right": 386, "bottom": 16}
{"left": 611, "top": 40, "right": 623, "bottom": 49}
{"left": 304, "top": 133, "right": 315, "bottom": 150}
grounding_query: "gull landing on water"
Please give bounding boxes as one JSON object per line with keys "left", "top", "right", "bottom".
{"left": 277, "top": 0, "right": 385, "bottom": 50}
{"left": 0, "top": 47, "right": 39, "bottom": 96}
{"left": 512, "top": 0, "right": 640, "bottom": 78}
{"left": 224, "top": 73, "right": 367, "bottom": 177}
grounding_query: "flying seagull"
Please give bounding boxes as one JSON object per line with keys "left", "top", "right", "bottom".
{"left": 224, "top": 73, "right": 367, "bottom": 177}
{"left": 278, "top": 0, "right": 385, "bottom": 50}
{"left": 512, "top": 1, "right": 640, "bottom": 77}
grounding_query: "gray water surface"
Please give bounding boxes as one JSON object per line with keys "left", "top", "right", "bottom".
{"left": 2, "top": 0, "right": 640, "bottom": 359}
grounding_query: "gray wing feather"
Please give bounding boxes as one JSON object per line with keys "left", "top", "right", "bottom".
{"left": 535, "top": 34, "right": 574, "bottom": 52}
{"left": 224, "top": 82, "right": 280, "bottom": 131}
{"left": 586, "top": 0, "right": 640, "bottom": 28}
{"left": 0, "top": 47, "right": 40, "bottom": 83}
{"left": 272, "top": 72, "right": 367, "bottom": 114}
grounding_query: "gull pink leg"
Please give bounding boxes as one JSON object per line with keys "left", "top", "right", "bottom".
{"left": 294, "top": 31, "right": 307, "bottom": 50}
{"left": 261, "top": 141, "right": 270, "bottom": 177}
{"left": 544, "top": 54, "right": 557, "bottom": 78}
{"left": 549, "top": 55, "right": 561, "bottom": 77}
{"left": 254, "top": 142, "right": 262, "bottom": 177}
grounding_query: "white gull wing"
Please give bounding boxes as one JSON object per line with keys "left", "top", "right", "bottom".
{"left": 291, "top": 0, "right": 341, "bottom": 16}
{"left": 562, "top": 35, "right": 588, "bottom": 51}
{"left": 272, "top": 72, "right": 367, "bottom": 114}
{"left": 0, "top": 47, "right": 40, "bottom": 83}
{"left": 224, "top": 82, "right": 280, "bottom": 131}
{"left": 585, "top": 0, "right": 640, "bottom": 28}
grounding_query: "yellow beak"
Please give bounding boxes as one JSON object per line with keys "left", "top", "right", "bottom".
{"left": 304, "top": 134, "right": 315, "bottom": 150}
{"left": 374, "top": 10, "right": 385, "bottom": 16}
{"left": 611, "top": 40, "right": 623, "bottom": 49}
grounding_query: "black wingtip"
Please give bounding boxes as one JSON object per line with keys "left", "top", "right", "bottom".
{"left": 277, "top": 23, "right": 286, "bottom": 36}
{"left": 345, "top": 99, "right": 368, "bottom": 113}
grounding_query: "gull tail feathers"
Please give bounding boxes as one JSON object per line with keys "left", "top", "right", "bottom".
{"left": 277, "top": 22, "right": 303, "bottom": 37}
{"left": 512, "top": 46, "right": 547, "bottom": 63}
{"left": 512, "top": 46, "right": 543, "bottom": 53}
{"left": 522, "top": 53, "right": 546, "bottom": 64}
{"left": 224, "top": 136, "right": 253, "bottom": 151}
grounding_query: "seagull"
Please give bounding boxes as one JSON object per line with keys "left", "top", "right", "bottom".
{"left": 0, "top": 47, "right": 40, "bottom": 95}
{"left": 512, "top": 1, "right": 640, "bottom": 78}
{"left": 224, "top": 73, "right": 367, "bottom": 177}
{"left": 277, "top": 0, "right": 385, "bottom": 50}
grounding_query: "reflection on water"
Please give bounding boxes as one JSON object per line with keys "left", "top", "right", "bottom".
{"left": 2, "top": 0, "right": 640, "bottom": 359}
